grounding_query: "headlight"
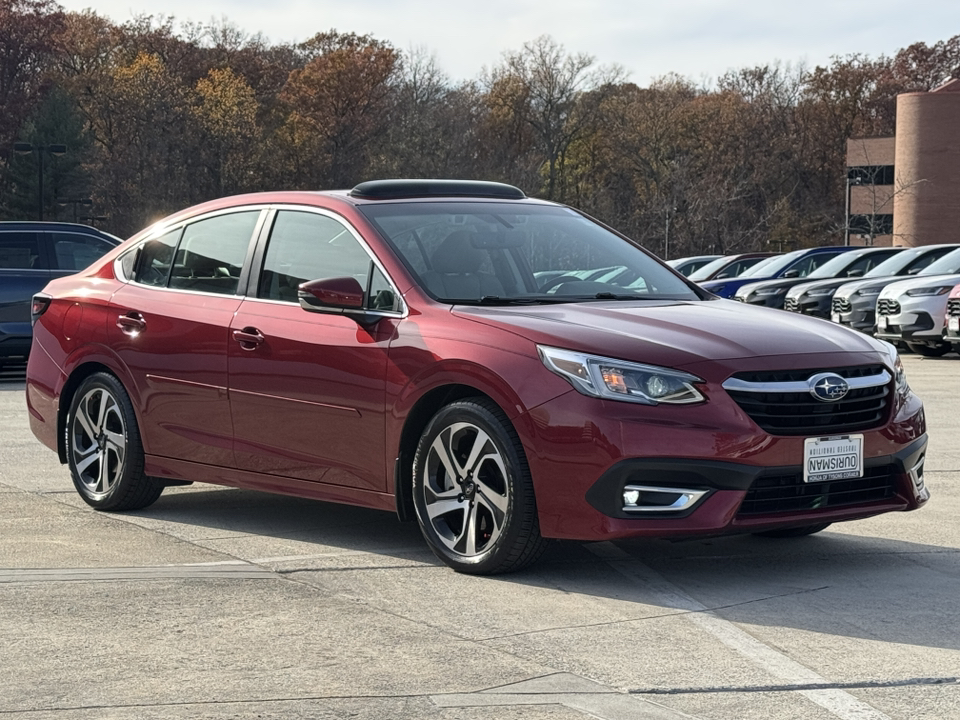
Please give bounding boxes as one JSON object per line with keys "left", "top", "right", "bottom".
{"left": 854, "top": 287, "right": 881, "bottom": 298}
{"left": 754, "top": 286, "right": 786, "bottom": 296}
{"left": 880, "top": 341, "right": 909, "bottom": 395}
{"left": 805, "top": 287, "right": 834, "bottom": 297}
{"left": 904, "top": 286, "right": 951, "bottom": 297}
{"left": 538, "top": 346, "right": 705, "bottom": 405}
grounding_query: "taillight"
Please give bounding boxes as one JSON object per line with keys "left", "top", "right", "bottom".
{"left": 31, "top": 293, "right": 52, "bottom": 326}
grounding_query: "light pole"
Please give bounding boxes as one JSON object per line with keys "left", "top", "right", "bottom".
{"left": 844, "top": 174, "right": 862, "bottom": 246}
{"left": 12, "top": 142, "right": 67, "bottom": 221}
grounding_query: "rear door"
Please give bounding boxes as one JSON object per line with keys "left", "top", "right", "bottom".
{"left": 108, "top": 210, "right": 263, "bottom": 467}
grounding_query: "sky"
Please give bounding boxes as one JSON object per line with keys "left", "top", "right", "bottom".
{"left": 55, "top": 0, "right": 960, "bottom": 84}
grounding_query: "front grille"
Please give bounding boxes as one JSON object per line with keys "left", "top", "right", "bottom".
{"left": 784, "top": 297, "right": 799, "bottom": 312}
{"left": 725, "top": 365, "right": 891, "bottom": 435}
{"left": 832, "top": 297, "right": 851, "bottom": 314}
{"left": 877, "top": 298, "right": 900, "bottom": 316}
{"left": 737, "top": 464, "right": 898, "bottom": 516}
{"left": 948, "top": 299, "right": 960, "bottom": 317}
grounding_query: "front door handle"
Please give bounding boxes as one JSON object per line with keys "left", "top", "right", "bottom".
{"left": 232, "top": 327, "right": 265, "bottom": 350}
{"left": 116, "top": 313, "right": 146, "bottom": 336}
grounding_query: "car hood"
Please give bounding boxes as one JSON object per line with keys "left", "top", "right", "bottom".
{"left": 786, "top": 276, "right": 869, "bottom": 298}
{"left": 453, "top": 299, "right": 888, "bottom": 369}
{"left": 878, "top": 273, "right": 960, "bottom": 300}
{"left": 834, "top": 275, "right": 907, "bottom": 301}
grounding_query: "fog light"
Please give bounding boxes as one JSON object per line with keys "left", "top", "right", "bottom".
{"left": 621, "top": 485, "right": 709, "bottom": 513}
{"left": 623, "top": 489, "right": 641, "bottom": 506}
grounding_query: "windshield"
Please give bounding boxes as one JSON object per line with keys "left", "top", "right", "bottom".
{"left": 805, "top": 251, "right": 865, "bottom": 279}
{"left": 864, "top": 248, "right": 922, "bottom": 278}
{"left": 687, "top": 256, "right": 730, "bottom": 281}
{"left": 920, "top": 247, "right": 960, "bottom": 276}
{"left": 360, "top": 202, "right": 699, "bottom": 304}
{"left": 738, "top": 250, "right": 803, "bottom": 278}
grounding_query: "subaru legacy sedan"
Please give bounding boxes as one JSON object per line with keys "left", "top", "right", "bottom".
{"left": 26, "top": 180, "right": 929, "bottom": 574}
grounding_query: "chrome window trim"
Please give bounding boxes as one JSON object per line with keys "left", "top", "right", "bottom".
{"left": 259, "top": 203, "right": 407, "bottom": 317}
{"left": 115, "top": 205, "right": 270, "bottom": 288}
{"left": 722, "top": 369, "right": 892, "bottom": 394}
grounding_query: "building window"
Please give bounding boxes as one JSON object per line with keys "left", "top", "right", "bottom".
{"left": 847, "top": 166, "right": 894, "bottom": 185}
{"left": 849, "top": 214, "right": 894, "bottom": 235}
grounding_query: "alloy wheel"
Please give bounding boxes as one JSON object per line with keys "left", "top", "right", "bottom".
{"left": 70, "top": 386, "right": 127, "bottom": 498}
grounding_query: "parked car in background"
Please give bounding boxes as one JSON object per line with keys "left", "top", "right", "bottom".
{"left": 686, "top": 252, "right": 778, "bottom": 283}
{"left": 830, "top": 244, "right": 960, "bottom": 334}
{"left": 777, "top": 247, "right": 906, "bottom": 316}
{"left": 0, "top": 222, "right": 120, "bottom": 366}
{"left": 944, "top": 283, "right": 960, "bottom": 352}
{"left": 25, "top": 180, "right": 928, "bottom": 575}
{"left": 666, "top": 254, "right": 722, "bottom": 276}
{"left": 699, "top": 246, "right": 855, "bottom": 299}
{"left": 738, "top": 246, "right": 901, "bottom": 310}
{"left": 875, "top": 248, "right": 960, "bottom": 356}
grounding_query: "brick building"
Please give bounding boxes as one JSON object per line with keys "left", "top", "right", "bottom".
{"left": 846, "top": 77, "right": 960, "bottom": 247}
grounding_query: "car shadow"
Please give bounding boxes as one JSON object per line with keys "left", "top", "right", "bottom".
{"left": 131, "top": 484, "right": 960, "bottom": 653}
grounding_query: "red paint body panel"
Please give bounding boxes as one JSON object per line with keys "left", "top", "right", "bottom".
{"left": 25, "top": 189, "right": 930, "bottom": 546}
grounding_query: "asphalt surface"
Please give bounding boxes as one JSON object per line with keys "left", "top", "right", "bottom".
{"left": 1, "top": 354, "right": 958, "bottom": 720}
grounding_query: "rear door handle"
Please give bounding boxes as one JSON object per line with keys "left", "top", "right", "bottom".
{"left": 116, "top": 313, "right": 146, "bottom": 335}
{"left": 232, "top": 327, "right": 265, "bottom": 350}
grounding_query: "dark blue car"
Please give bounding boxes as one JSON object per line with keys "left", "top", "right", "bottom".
{"left": 0, "top": 222, "right": 120, "bottom": 365}
{"left": 698, "top": 246, "right": 857, "bottom": 298}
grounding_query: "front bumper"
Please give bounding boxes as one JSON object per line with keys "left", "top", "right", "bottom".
{"left": 875, "top": 296, "right": 947, "bottom": 343}
{"left": 831, "top": 295, "right": 877, "bottom": 332}
{"left": 520, "top": 368, "right": 927, "bottom": 541}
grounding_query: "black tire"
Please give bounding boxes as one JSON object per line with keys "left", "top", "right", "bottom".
{"left": 66, "top": 372, "right": 163, "bottom": 511}
{"left": 754, "top": 523, "right": 831, "bottom": 538}
{"left": 906, "top": 342, "right": 951, "bottom": 358}
{"left": 412, "top": 398, "right": 546, "bottom": 575}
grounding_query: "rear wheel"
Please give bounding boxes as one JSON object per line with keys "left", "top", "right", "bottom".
{"left": 66, "top": 373, "right": 163, "bottom": 511}
{"left": 412, "top": 398, "right": 546, "bottom": 574}
{"left": 906, "top": 342, "right": 951, "bottom": 357}
{"left": 754, "top": 523, "right": 831, "bottom": 538}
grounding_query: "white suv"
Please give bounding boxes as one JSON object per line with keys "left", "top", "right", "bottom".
{"left": 876, "top": 269, "right": 960, "bottom": 356}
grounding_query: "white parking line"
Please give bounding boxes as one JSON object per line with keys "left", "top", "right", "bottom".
{"left": 589, "top": 543, "right": 891, "bottom": 720}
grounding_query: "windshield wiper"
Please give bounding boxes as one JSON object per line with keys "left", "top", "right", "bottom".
{"left": 476, "top": 295, "right": 573, "bottom": 305}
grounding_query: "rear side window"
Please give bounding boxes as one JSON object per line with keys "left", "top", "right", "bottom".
{"left": 258, "top": 211, "right": 372, "bottom": 303}
{"left": 0, "top": 232, "right": 42, "bottom": 269}
{"left": 50, "top": 232, "right": 114, "bottom": 271}
{"left": 134, "top": 229, "right": 181, "bottom": 286}
{"left": 169, "top": 212, "right": 259, "bottom": 295}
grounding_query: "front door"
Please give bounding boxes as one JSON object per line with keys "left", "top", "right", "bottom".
{"left": 228, "top": 209, "right": 393, "bottom": 491}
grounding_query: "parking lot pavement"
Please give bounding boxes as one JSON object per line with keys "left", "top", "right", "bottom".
{"left": 1, "top": 355, "right": 958, "bottom": 720}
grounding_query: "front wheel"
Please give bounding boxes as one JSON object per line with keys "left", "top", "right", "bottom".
{"left": 66, "top": 373, "right": 163, "bottom": 511}
{"left": 412, "top": 398, "right": 546, "bottom": 574}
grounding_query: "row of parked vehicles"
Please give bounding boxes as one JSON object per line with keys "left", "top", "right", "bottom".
{"left": 669, "top": 245, "right": 960, "bottom": 357}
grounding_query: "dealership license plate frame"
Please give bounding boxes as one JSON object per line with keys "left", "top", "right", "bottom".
{"left": 877, "top": 315, "right": 889, "bottom": 331}
{"left": 949, "top": 316, "right": 959, "bottom": 333}
{"left": 803, "top": 434, "right": 864, "bottom": 483}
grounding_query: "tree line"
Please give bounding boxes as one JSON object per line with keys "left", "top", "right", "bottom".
{"left": 1, "top": 0, "right": 958, "bottom": 256}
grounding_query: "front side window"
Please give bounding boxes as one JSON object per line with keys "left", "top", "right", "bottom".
{"left": 0, "top": 232, "right": 41, "bottom": 269}
{"left": 360, "top": 202, "right": 697, "bottom": 304}
{"left": 50, "top": 232, "right": 114, "bottom": 271}
{"left": 258, "top": 210, "right": 379, "bottom": 305}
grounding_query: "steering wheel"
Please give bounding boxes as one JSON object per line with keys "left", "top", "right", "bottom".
{"left": 538, "top": 274, "right": 584, "bottom": 293}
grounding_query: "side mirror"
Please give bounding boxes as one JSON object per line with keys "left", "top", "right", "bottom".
{"left": 298, "top": 277, "right": 383, "bottom": 326}
{"left": 783, "top": 269, "right": 801, "bottom": 278}
{"left": 715, "top": 271, "right": 731, "bottom": 279}
{"left": 907, "top": 267, "right": 921, "bottom": 275}
{"left": 846, "top": 269, "right": 865, "bottom": 277}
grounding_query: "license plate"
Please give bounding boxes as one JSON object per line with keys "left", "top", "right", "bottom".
{"left": 949, "top": 316, "right": 960, "bottom": 333}
{"left": 831, "top": 313, "right": 841, "bottom": 323}
{"left": 877, "top": 315, "right": 888, "bottom": 330}
{"left": 804, "top": 435, "right": 863, "bottom": 483}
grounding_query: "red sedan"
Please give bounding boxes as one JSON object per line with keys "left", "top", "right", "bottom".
{"left": 26, "top": 180, "right": 929, "bottom": 574}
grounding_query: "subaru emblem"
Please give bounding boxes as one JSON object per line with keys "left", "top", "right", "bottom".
{"left": 808, "top": 372, "right": 849, "bottom": 402}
